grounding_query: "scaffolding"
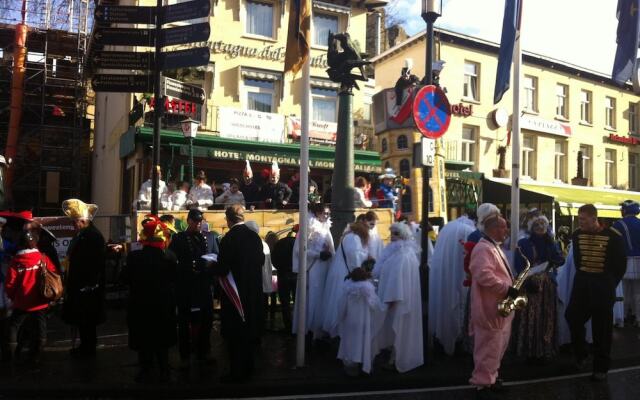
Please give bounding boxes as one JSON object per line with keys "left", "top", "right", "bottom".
{"left": 0, "top": 0, "right": 94, "bottom": 214}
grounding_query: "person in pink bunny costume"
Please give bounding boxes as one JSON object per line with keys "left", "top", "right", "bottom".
{"left": 468, "top": 206, "right": 517, "bottom": 400}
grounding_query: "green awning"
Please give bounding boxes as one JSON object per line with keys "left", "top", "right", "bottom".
{"left": 488, "top": 178, "right": 640, "bottom": 218}
{"left": 133, "top": 127, "right": 382, "bottom": 173}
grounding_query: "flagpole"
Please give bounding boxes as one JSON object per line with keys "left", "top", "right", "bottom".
{"left": 296, "top": 56, "right": 311, "bottom": 368}
{"left": 509, "top": 0, "right": 522, "bottom": 258}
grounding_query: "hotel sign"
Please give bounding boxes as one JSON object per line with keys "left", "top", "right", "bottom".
{"left": 518, "top": 115, "right": 572, "bottom": 137}
{"left": 208, "top": 41, "right": 328, "bottom": 68}
{"left": 217, "top": 107, "right": 285, "bottom": 143}
{"left": 608, "top": 134, "right": 639, "bottom": 145}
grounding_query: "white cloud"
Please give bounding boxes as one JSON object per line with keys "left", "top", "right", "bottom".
{"left": 390, "top": 0, "right": 619, "bottom": 75}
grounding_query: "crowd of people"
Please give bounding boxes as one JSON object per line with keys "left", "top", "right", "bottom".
{"left": 0, "top": 191, "right": 638, "bottom": 396}
{"left": 136, "top": 162, "right": 401, "bottom": 212}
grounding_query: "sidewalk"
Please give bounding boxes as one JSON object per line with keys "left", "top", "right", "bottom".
{"left": 1, "top": 305, "right": 639, "bottom": 399}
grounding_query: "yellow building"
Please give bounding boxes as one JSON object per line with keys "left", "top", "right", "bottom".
{"left": 372, "top": 28, "right": 640, "bottom": 224}
{"left": 90, "top": 0, "right": 384, "bottom": 221}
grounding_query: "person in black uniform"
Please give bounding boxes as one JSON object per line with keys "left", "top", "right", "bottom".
{"left": 168, "top": 209, "right": 214, "bottom": 368}
{"left": 61, "top": 199, "right": 106, "bottom": 359}
{"left": 213, "top": 204, "right": 265, "bottom": 383}
{"left": 565, "top": 204, "right": 627, "bottom": 381}
{"left": 122, "top": 215, "right": 177, "bottom": 383}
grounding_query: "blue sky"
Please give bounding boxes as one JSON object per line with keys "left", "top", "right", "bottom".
{"left": 390, "top": 0, "right": 619, "bottom": 75}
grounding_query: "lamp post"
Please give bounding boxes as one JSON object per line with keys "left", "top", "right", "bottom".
{"left": 181, "top": 118, "right": 200, "bottom": 187}
{"left": 420, "top": 0, "right": 442, "bottom": 362}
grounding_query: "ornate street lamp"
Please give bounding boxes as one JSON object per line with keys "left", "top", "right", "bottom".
{"left": 181, "top": 118, "right": 200, "bottom": 187}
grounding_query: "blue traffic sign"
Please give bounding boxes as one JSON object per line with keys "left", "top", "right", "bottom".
{"left": 412, "top": 85, "right": 451, "bottom": 139}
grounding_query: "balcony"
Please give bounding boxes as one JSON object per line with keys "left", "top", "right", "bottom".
{"left": 443, "top": 139, "right": 474, "bottom": 171}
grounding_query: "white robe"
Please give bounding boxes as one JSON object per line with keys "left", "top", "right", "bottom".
{"left": 261, "top": 240, "right": 275, "bottom": 294}
{"left": 292, "top": 217, "right": 334, "bottom": 338}
{"left": 427, "top": 216, "right": 475, "bottom": 355}
{"left": 188, "top": 184, "right": 214, "bottom": 210}
{"left": 215, "top": 190, "right": 245, "bottom": 207}
{"left": 169, "top": 189, "right": 188, "bottom": 211}
{"left": 137, "top": 179, "right": 170, "bottom": 210}
{"left": 368, "top": 227, "right": 384, "bottom": 261}
{"left": 373, "top": 239, "right": 424, "bottom": 373}
{"left": 337, "top": 279, "right": 382, "bottom": 374}
{"left": 557, "top": 243, "right": 593, "bottom": 345}
{"left": 322, "top": 232, "right": 367, "bottom": 337}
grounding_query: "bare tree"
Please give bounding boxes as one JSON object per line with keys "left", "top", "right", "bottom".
{"left": 384, "top": 0, "right": 408, "bottom": 29}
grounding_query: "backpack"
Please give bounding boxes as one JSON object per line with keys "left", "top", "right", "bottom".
{"left": 38, "top": 258, "right": 64, "bottom": 301}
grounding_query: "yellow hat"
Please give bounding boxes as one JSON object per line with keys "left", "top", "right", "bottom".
{"left": 62, "top": 199, "right": 98, "bottom": 220}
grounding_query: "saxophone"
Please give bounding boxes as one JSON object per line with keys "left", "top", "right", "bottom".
{"left": 498, "top": 247, "right": 531, "bottom": 317}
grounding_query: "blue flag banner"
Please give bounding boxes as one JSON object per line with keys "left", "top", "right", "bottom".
{"left": 494, "top": 0, "right": 521, "bottom": 105}
{"left": 612, "top": 0, "right": 640, "bottom": 85}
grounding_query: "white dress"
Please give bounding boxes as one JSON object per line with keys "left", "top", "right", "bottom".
{"left": 188, "top": 184, "right": 214, "bottom": 210}
{"left": 368, "top": 227, "right": 384, "bottom": 261}
{"left": 427, "top": 216, "right": 475, "bottom": 355}
{"left": 137, "top": 179, "right": 170, "bottom": 210}
{"left": 337, "top": 279, "right": 382, "bottom": 374}
{"left": 373, "top": 239, "right": 424, "bottom": 373}
{"left": 292, "top": 217, "right": 334, "bottom": 338}
{"left": 169, "top": 189, "right": 188, "bottom": 211}
{"left": 322, "top": 233, "right": 368, "bottom": 337}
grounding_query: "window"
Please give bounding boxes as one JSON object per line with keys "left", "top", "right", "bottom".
{"left": 397, "top": 135, "right": 408, "bottom": 150}
{"left": 554, "top": 140, "right": 567, "bottom": 182}
{"left": 463, "top": 62, "right": 479, "bottom": 101}
{"left": 311, "top": 87, "right": 338, "bottom": 122}
{"left": 630, "top": 153, "right": 639, "bottom": 190}
{"left": 524, "top": 75, "right": 537, "bottom": 112}
{"left": 313, "top": 12, "right": 339, "bottom": 47}
{"left": 580, "top": 145, "right": 592, "bottom": 184}
{"left": 605, "top": 149, "right": 616, "bottom": 186}
{"left": 246, "top": 1, "right": 274, "bottom": 38}
{"left": 556, "top": 84, "right": 568, "bottom": 118}
{"left": 605, "top": 96, "right": 616, "bottom": 129}
{"left": 461, "top": 126, "right": 477, "bottom": 164}
{"left": 580, "top": 90, "right": 592, "bottom": 123}
{"left": 245, "top": 79, "right": 275, "bottom": 113}
{"left": 381, "top": 138, "right": 388, "bottom": 153}
{"left": 384, "top": 161, "right": 391, "bottom": 169}
{"left": 630, "top": 102, "right": 638, "bottom": 134}
{"left": 522, "top": 135, "right": 536, "bottom": 178}
{"left": 400, "top": 159, "right": 411, "bottom": 178}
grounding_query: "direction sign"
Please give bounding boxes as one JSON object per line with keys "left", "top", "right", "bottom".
{"left": 421, "top": 138, "right": 436, "bottom": 167}
{"left": 161, "top": 23, "right": 210, "bottom": 47}
{"left": 161, "top": 0, "right": 211, "bottom": 24}
{"left": 163, "top": 77, "right": 205, "bottom": 104}
{"left": 412, "top": 85, "right": 451, "bottom": 140}
{"left": 95, "top": 5, "right": 155, "bottom": 24}
{"left": 93, "top": 51, "right": 154, "bottom": 70}
{"left": 161, "top": 47, "right": 210, "bottom": 70}
{"left": 95, "top": 27, "right": 154, "bottom": 47}
{"left": 92, "top": 74, "right": 153, "bottom": 93}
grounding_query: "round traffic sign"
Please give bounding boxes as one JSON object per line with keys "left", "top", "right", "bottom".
{"left": 412, "top": 85, "right": 451, "bottom": 139}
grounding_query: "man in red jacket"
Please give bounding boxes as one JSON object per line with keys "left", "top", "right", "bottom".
{"left": 5, "top": 230, "right": 56, "bottom": 364}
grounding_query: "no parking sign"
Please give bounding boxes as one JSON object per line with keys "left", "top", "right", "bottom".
{"left": 412, "top": 85, "right": 451, "bottom": 139}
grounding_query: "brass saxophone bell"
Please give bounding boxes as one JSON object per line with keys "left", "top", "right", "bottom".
{"left": 513, "top": 295, "right": 528, "bottom": 310}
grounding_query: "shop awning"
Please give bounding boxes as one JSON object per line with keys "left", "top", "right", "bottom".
{"left": 487, "top": 178, "right": 640, "bottom": 218}
{"left": 127, "top": 127, "right": 382, "bottom": 173}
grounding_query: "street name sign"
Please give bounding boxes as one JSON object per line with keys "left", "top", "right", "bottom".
{"left": 92, "top": 74, "right": 153, "bottom": 93}
{"left": 95, "top": 27, "right": 154, "bottom": 47}
{"left": 161, "top": 0, "right": 211, "bottom": 24}
{"left": 163, "top": 77, "right": 205, "bottom": 104}
{"left": 412, "top": 85, "right": 451, "bottom": 140}
{"left": 161, "top": 47, "right": 210, "bottom": 70}
{"left": 93, "top": 51, "right": 154, "bottom": 70}
{"left": 95, "top": 5, "right": 155, "bottom": 24}
{"left": 161, "top": 23, "right": 211, "bottom": 47}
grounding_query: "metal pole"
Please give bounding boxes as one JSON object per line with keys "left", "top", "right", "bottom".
{"left": 150, "top": 0, "right": 164, "bottom": 214}
{"left": 510, "top": 2, "right": 523, "bottom": 259}
{"left": 189, "top": 137, "right": 194, "bottom": 187}
{"left": 296, "top": 57, "right": 311, "bottom": 367}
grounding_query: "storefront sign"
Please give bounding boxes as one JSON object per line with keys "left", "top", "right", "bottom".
{"left": 149, "top": 97, "right": 198, "bottom": 116}
{"left": 609, "top": 134, "right": 639, "bottom": 145}
{"left": 217, "top": 107, "right": 285, "bottom": 143}
{"left": 181, "top": 146, "right": 381, "bottom": 173}
{"left": 287, "top": 117, "right": 337, "bottom": 144}
{"left": 450, "top": 103, "right": 473, "bottom": 117}
{"left": 519, "top": 115, "right": 572, "bottom": 137}
{"left": 208, "top": 41, "right": 328, "bottom": 68}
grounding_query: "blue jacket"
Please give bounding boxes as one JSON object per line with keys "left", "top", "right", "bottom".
{"left": 613, "top": 216, "right": 640, "bottom": 257}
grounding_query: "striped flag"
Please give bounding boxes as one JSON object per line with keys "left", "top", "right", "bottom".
{"left": 218, "top": 272, "right": 245, "bottom": 322}
{"left": 494, "top": 0, "right": 522, "bottom": 104}
{"left": 284, "top": 0, "right": 311, "bottom": 76}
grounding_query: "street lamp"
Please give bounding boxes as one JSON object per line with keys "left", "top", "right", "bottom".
{"left": 181, "top": 118, "right": 200, "bottom": 187}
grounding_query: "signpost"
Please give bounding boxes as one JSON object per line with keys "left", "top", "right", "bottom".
{"left": 93, "top": 51, "right": 154, "bottom": 70}
{"left": 91, "top": 74, "right": 153, "bottom": 92}
{"left": 95, "top": 4, "right": 155, "bottom": 24}
{"left": 161, "top": 23, "right": 211, "bottom": 47}
{"left": 95, "top": 27, "right": 155, "bottom": 47}
{"left": 412, "top": 85, "right": 451, "bottom": 139}
{"left": 161, "top": 0, "right": 211, "bottom": 24}
{"left": 161, "top": 47, "right": 210, "bottom": 70}
{"left": 163, "top": 77, "right": 206, "bottom": 104}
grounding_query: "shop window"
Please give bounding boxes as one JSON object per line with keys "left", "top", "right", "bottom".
{"left": 313, "top": 12, "right": 339, "bottom": 47}
{"left": 580, "top": 144, "right": 592, "bottom": 184}
{"left": 580, "top": 90, "right": 592, "bottom": 123}
{"left": 554, "top": 140, "right": 567, "bottom": 183}
{"left": 630, "top": 153, "right": 639, "bottom": 190}
{"left": 461, "top": 125, "right": 477, "bottom": 164}
{"left": 381, "top": 138, "right": 388, "bottom": 153}
{"left": 400, "top": 158, "right": 410, "bottom": 178}
{"left": 312, "top": 86, "right": 338, "bottom": 122}
{"left": 463, "top": 61, "right": 479, "bottom": 101}
{"left": 605, "top": 149, "right": 616, "bottom": 187}
{"left": 245, "top": 1, "right": 275, "bottom": 38}
{"left": 397, "top": 135, "right": 408, "bottom": 150}
{"left": 629, "top": 102, "right": 638, "bottom": 134}
{"left": 521, "top": 135, "right": 536, "bottom": 179}
{"left": 556, "top": 84, "right": 569, "bottom": 119}
{"left": 524, "top": 75, "right": 538, "bottom": 112}
{"left": 605, "top": 96, "right": 616, "bottom": 129}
